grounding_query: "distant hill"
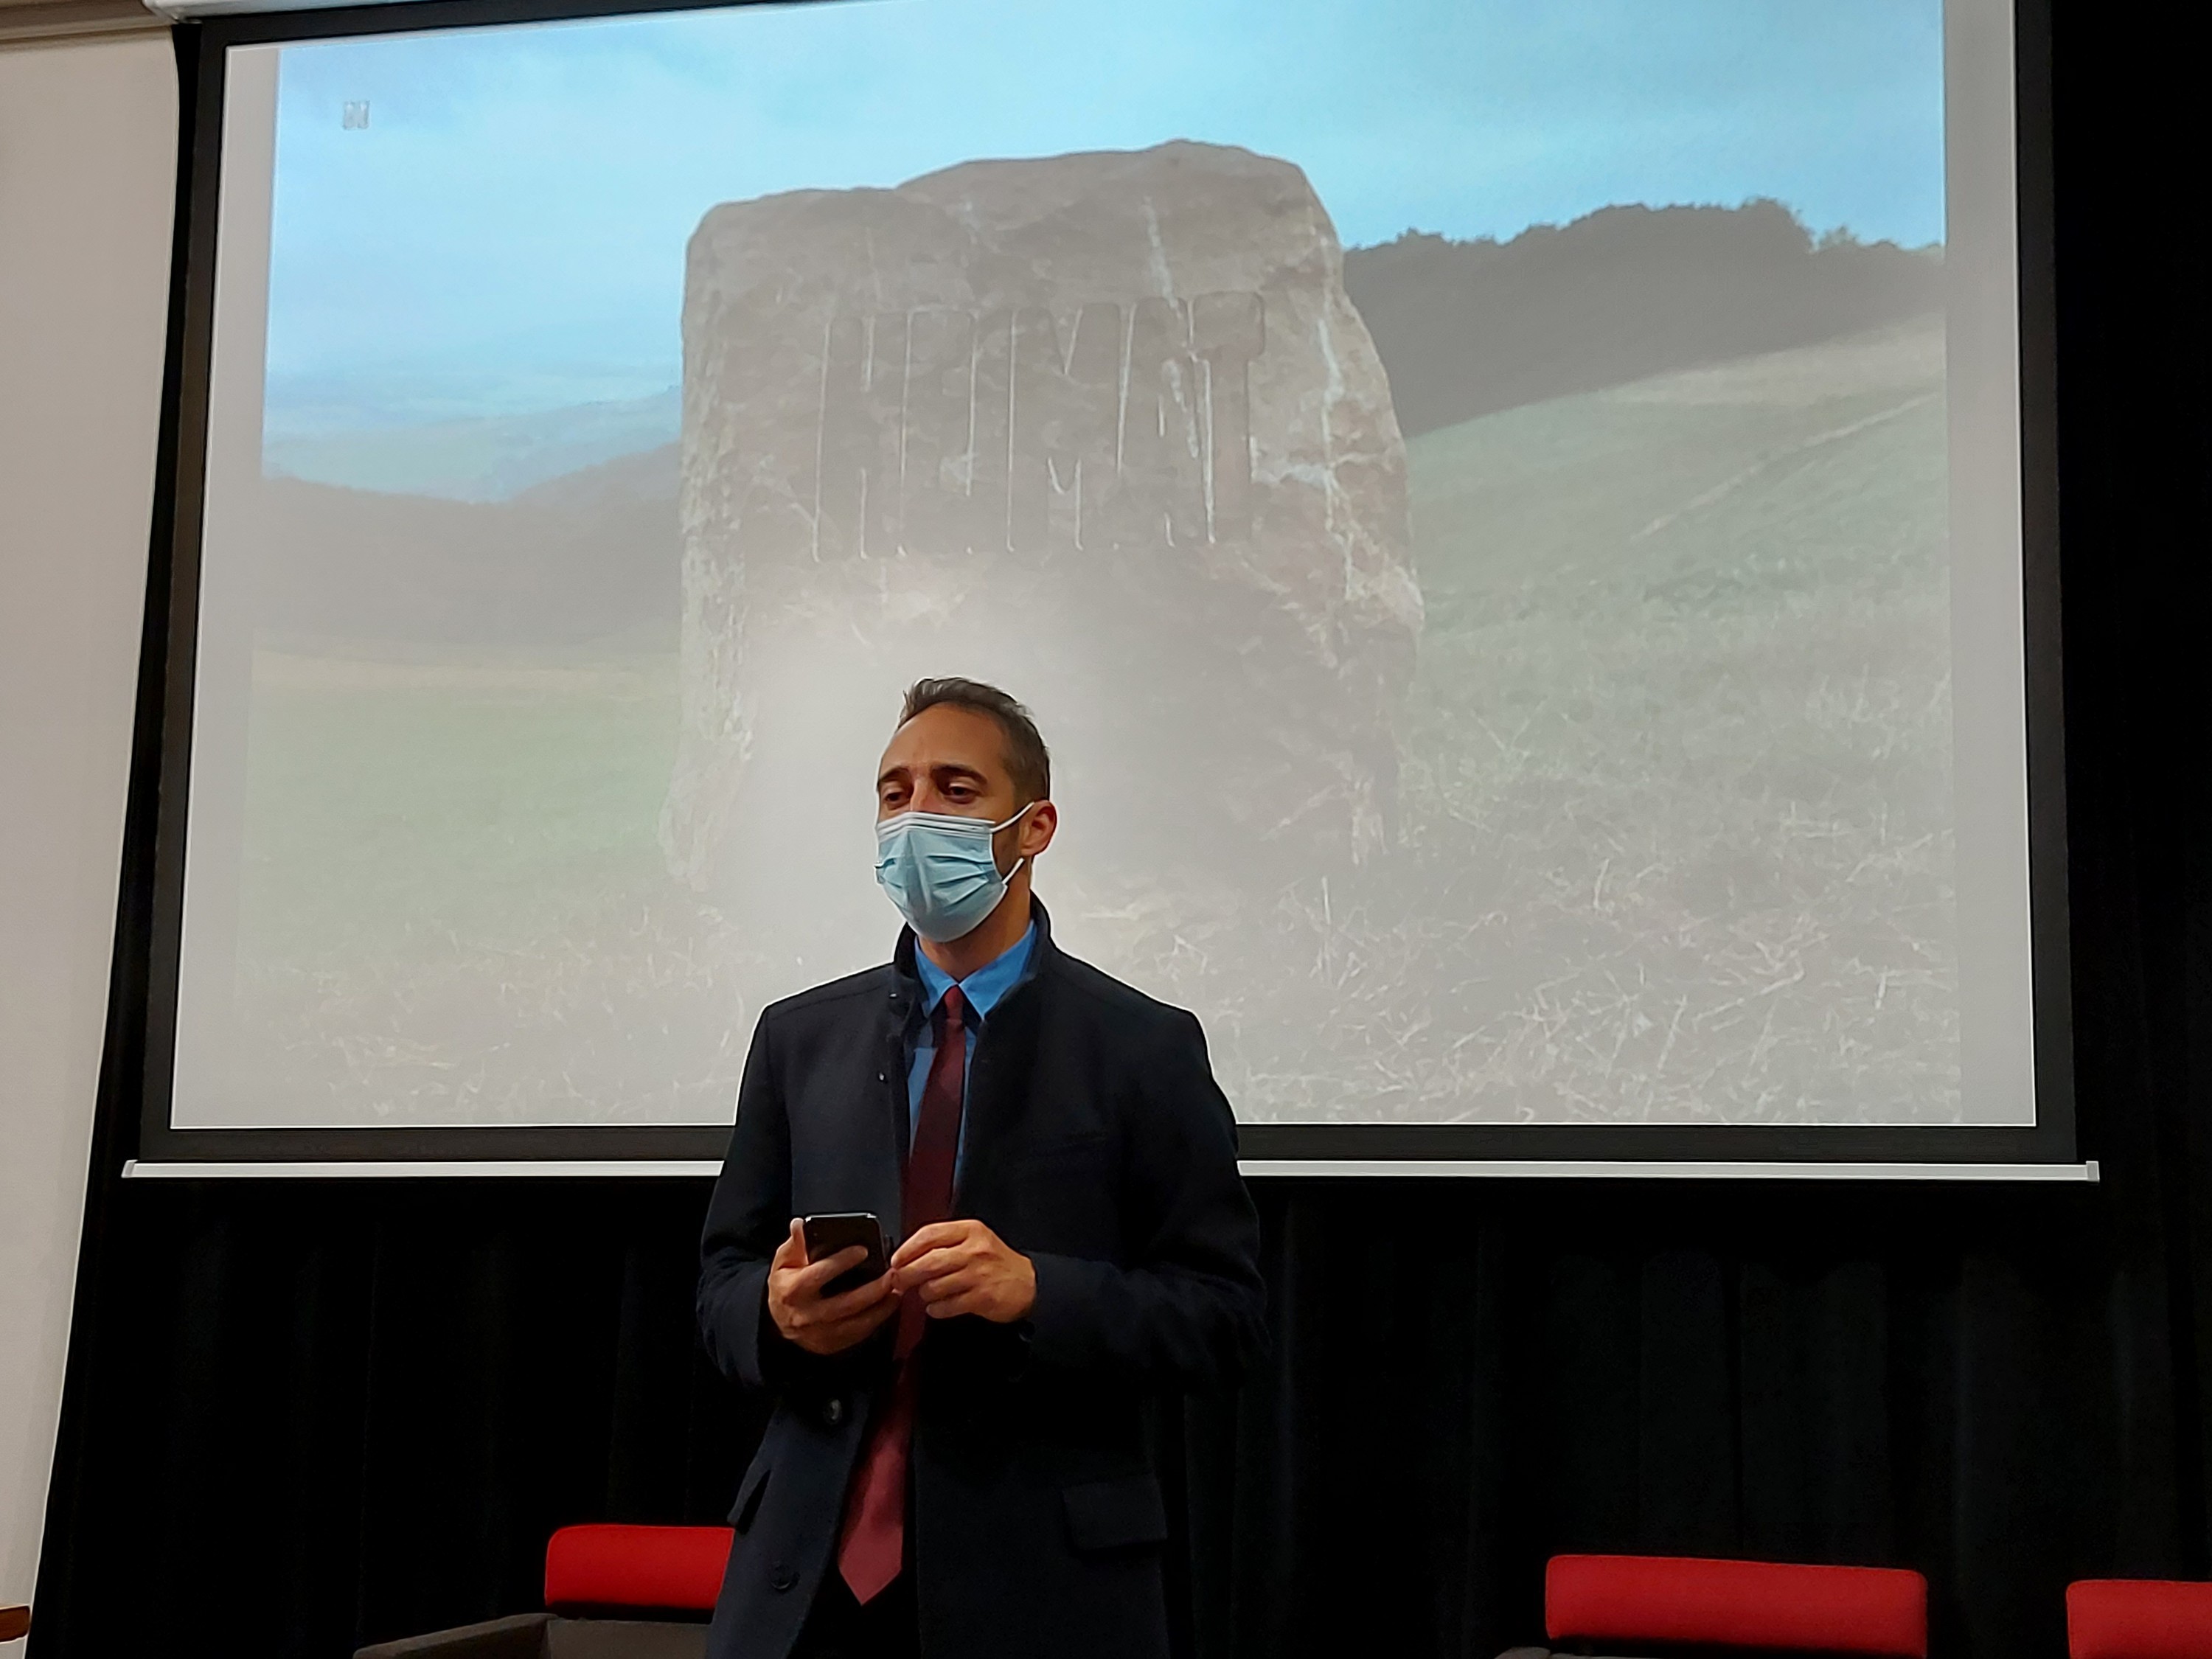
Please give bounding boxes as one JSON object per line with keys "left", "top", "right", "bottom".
{"left": 263, "top": 388, "right": 680, "bottom": 502}
{"left": 1343, "top": 199, "right": 1942, "bottom": 437}
{"left": 250, "top": 441, "right": 678, "bottom": 647}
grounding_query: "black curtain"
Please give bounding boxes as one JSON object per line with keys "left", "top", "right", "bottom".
{"left": 27, "top": 1, "right": 2212, "bottom": 1656}
{"left": 22, "top": 1172, "right": 2212, "bottom": 1659}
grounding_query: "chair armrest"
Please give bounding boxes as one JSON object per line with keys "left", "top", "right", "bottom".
{"left": 543, "top": 1618, "right": 712, "bottom": 1659}
{"left": 1, "top": 1605, "right": 29, "bottom": 1643}
{"left": 355, "top": 1612, "right": 551, "bottom": 1659}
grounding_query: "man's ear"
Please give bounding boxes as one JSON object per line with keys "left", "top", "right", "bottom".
{"left": 1020, "top": 800, "right": 1058, "bottom": 858}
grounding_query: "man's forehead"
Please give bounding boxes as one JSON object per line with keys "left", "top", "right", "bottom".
{"left": 878, "top": 706, "right": 1009, "bottom": 777}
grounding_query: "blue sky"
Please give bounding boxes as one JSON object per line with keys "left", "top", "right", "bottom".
{"left": 257, "top": 0, "right": 1946, "bottom": 425}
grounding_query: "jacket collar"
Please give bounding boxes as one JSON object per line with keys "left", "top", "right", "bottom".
{"left": 880, "top": 898, "right": 1057, "bottom": 1214}
{"left": 889, "top": 895, "right": 1057, "bottom": 995}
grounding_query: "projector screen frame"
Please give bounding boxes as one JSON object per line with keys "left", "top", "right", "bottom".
{"left": 122, "top": 0, "right": 2077, "bottom": 1175}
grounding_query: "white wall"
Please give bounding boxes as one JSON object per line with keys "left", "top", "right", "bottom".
{"left": 0, "top": 34, "right": 176, "bottom": 1613}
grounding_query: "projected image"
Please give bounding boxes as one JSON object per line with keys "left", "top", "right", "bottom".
{"left": 175, "top": 0, "right": 1986, "bottom": 1130}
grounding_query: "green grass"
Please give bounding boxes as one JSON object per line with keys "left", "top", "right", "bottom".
{"left": 218, "top": 659, "right": 751, "bottom": 1127}
{"left": 238, "top": 672, "right": 678, "bottom": 959}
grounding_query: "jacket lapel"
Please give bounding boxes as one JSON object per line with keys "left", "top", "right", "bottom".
{"left": 880, "top": 930, "right": 922, "bottom": 1238}
{"left": 954, "top": 902, "right": 1055, "bottom": 1211}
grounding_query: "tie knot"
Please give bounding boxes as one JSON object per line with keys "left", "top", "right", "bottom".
{"left": 936, "top": 985, "right": 967, "bottom": 1034}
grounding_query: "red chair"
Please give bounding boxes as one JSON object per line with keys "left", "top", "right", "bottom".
{"left": 1500, "top": 1554, "right": 1929, "bottom": 1659}
{"left": 2070, "top": 1580, "right": 2212, "bottom": 1659}
{"left": 355, "top": 1524, "right": 731, "bottom": 1659}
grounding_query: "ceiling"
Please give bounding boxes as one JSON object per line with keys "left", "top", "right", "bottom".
{"left": 0, "top": 0, "right": 167, "bottom": 48}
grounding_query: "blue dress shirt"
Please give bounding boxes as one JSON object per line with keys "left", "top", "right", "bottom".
{"left": 909, "top": 919, "right": 1037, "bottom": 1172}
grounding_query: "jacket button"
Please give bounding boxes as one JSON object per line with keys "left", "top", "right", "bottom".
{"left": 771, "top": 1565, "right": 798, "bottom": 1593}
{"left": 823, "top": 1397, "right": 846, "bottom": 1427}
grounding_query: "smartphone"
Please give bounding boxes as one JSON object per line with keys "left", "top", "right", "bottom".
{"left": 801, "top": 1211, "right": 889, "bottom": 1298}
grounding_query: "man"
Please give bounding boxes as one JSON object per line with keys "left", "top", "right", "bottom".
{"left": 698, "top": 677, "right": 1267, "bottom": 1659}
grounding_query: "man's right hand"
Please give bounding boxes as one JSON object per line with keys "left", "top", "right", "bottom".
{"left": 767, "top": 1219, "right": 902, "bottom": 1355}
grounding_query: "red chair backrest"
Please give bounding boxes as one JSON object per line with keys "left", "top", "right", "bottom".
{"left": 544, "top": 1524, "right": 734, "bottom": 1615}
{"left": 2070, "top": 1580, "right": 2212, "bottom": 1659}
{"left": 1547, "top": 1554, "right": 1929, "bottom": 1658}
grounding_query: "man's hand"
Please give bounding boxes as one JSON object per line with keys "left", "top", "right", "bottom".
{"left": 767, "top": 1219, "right": 901, "bottom": 1355}
{"left": 889, "top": 1219, "right": 1037, "bottom": 1323}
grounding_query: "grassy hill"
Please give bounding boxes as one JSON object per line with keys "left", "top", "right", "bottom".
{"left": 251, "top": 442, "right": 679, "bottom": 649}
{"left": 1182, "top": 316, "right": 1960, "bottom": 1123}
{"left": 212, "top": 319, "right": 1960, "bottom": 1128}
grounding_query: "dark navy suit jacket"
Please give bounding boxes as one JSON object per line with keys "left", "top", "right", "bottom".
{"left": 697, "top": 900, "right": 1267, "bottom": 1659}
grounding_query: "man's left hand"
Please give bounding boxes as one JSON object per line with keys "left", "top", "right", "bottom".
{"left": 889, "top": 1219, "right": 1037, "bottom": 1323}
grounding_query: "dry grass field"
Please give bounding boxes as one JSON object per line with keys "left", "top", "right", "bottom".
{"left": 1094, "top": 319, "right": 1959, "bottom": 1124}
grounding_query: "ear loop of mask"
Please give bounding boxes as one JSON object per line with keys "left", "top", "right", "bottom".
{"left": 997, "top": 801, "right": 1036, "bottom": 880}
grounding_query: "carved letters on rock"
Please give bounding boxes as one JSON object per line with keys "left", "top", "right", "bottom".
{"left": 663, "top": 141, "right": 1421, "bottom": 915}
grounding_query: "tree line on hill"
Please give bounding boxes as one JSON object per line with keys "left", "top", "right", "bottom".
{"left": 1343, "top": 198, "right": 1941, "bottom": 438}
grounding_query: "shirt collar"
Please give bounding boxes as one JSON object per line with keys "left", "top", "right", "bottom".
{"left": 914, "top": 919, "right": 1038, "bottom": 1024}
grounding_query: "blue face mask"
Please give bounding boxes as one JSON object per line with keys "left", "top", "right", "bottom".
{"left": 874, "top": 804, "right": 1034, "bottom": 942}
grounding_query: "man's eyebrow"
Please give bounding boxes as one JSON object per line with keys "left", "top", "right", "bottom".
{"left": 877, "top": 764, "right": 912, "bottom": 789}
{"left": 931, "top": 763, "right": 987, "bottom": 780}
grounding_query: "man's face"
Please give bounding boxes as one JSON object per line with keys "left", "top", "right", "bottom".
{"left": 876, "top": 703, "right": 1054, "bottom": 873}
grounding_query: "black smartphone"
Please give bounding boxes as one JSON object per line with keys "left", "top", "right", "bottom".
{"left": 801, "top": 1211, "right": 889, "bottom": 1298}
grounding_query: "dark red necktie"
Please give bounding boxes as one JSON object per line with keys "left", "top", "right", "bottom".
{"left": 838, "top": 986, "right": 967, "bottom": 1604}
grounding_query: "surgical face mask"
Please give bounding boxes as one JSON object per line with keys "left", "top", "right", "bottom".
{"left": 874, "top": 804, "right": 1034, "bottom": 942}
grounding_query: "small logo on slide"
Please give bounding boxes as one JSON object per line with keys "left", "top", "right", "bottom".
{"left": 341, "top": 101, "right": 370, "bottom": 131}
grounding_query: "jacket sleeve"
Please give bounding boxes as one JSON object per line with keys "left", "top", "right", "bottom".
{"left": 697, "top": 1014, "right": 794, "bottom": 1394}
{"left": 1023, "top": 1008, "right": 1267, "bottom": 1386}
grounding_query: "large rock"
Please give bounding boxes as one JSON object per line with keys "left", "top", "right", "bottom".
{"left": 662, "top": 142, "right": 1420, "bottom": 942}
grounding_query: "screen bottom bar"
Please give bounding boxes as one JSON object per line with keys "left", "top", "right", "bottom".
{"left": 1234, "top": 1159, "right": 2100, "bottom": 1180}
{"left": 122, "top": 1158, "right": 2101, "bottom": 1182}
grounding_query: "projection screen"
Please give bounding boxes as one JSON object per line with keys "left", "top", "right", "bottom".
{"left": 135, "top": 0, "right": 2074, "bottom": 1170}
